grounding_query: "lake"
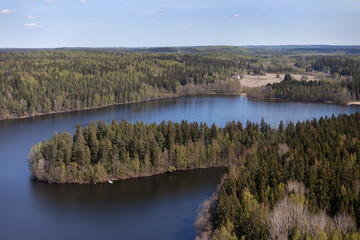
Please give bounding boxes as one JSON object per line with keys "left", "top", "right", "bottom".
{"left": 0, "top": 95, "right": 359, "bottom": 240}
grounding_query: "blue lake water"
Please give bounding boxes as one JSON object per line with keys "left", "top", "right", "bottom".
{"left": 0, "top": 95, "right": 359, "bottom": 240}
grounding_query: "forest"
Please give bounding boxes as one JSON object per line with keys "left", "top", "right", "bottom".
{"left": 3, "top": 48, "right": 360, "bottom": 120}
{"left": 28, "top": 119, "right": 243, "bottom": 183}
{"left": 198, "top": 113, "right": 360, "bottom": 240}
{"left": 29, "top": 113, "right": 360, "bottom": 239}
{"left": 247, "top": 77, "right": 354, "bottom": 104}
{"left": 2, "top": 49, "right": 360, "bottom": 120}
{"left": 0, "top": 51, "right": 245, "bottom": 120}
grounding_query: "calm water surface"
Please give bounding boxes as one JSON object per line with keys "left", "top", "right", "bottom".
{"left": 1, "top": 95, "right": 360, "bottom": 240}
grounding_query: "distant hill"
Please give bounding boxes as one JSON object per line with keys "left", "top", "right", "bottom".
{"left": 53, "top": 46, "right": 251, "bottom": 54}
{"left": 1, "top": 45, "right": 360, "bottom": 55}
{"left": 243, "top": 45, "right": 360, "bottom": 54}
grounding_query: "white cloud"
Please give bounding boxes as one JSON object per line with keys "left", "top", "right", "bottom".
{"left": 153, "top": 8, "right": 170, "bottom": 15}
{"left": 232, "top": 14, "right": 247, "bottom": 19}
{"left": 24, "top": 23, "right": 36, "bottom": 27}
{"left": 45, "top": 0, "right": 53, "bottom": 2}
{"left": 80, "top": 0, "right": 87, "bottom": 4}
{"left": 26, "top": 15, "right": 40, "bottom": 20}
{"left": 260, "top": 8, "right": 268, "bottom": 11}
{"left": 0, "top": 9, "right": 16, "bottom": 15}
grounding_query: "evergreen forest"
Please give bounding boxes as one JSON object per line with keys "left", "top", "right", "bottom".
{"left": 29, "top": 113, "right": 360, "bottom": 239}
{"left": 2, "top": 48, "right": 360, "bottom": 120}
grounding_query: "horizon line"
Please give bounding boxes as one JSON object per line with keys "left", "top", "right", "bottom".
{"left": 1, "top": 44, "right": 360, "bottom": 49}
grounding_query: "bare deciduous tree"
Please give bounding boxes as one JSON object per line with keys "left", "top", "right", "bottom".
{"left": 195, "top": 198, "right": 215, "bottom": 240}
{"left": 278, "top": 143, "right": 290, "bottom": 158}
{"left": 194, "top": 175, "right": 227, "bottom": 240}
{"left": 267, "top": 181, "right": 354, "bottom": 239}
{"left": 355, "top": 180, "right": 360, "bottom": 196}
{"left": 286, "top": 181, "right": 309, "bottom": 197}
{"left": 333, "top": 212, "right": 355, "bottom": 234}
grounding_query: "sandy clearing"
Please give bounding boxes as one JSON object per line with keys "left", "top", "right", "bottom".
{"left": 240, "top": 73, "right": 317, "bottom": 88}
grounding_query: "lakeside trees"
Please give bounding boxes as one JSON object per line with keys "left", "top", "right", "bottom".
{"left": 2, "top": 49, "right": 360, "bottom": 120}
{"left": 30, "top": 113, "right": 360, "bottom": 239}
{"left": 212, "top": 113, "right": 360, "bottom": 239}
{"left": 29, "top": 119, "right": 245, "bottom": 183}
{"left": 247, "top": 79, "right": 354, "bottom": 104}
{"left": 0, "top": 51, "right": 243, "bottom": 120}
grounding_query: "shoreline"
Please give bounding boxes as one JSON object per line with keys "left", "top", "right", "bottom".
{"left": 2, "top": 92, "right": 359, "bottom": 122}
{"left": 31, "top": 165, "right": 229, "bottom": 185}
{"left": 1, "top": 95, "right": 176, "bottom": 122}
{"left": 0, "top": 92, "right": 242, "bottom": 122}
{"left": 246, "top": 96, "right": 359, "bottom": 106}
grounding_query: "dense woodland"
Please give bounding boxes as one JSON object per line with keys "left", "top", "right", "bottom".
{"left": 29, "top": 113, "right": 360, "bottom": 239}
{"left": 3, "top": 49, "right": 302, "bottom": 119}
{"left": 28, "top": 119, "right": 245, "bottom": 183}
{"left": 209, "top": 113, "right": 360, "bottom": 240}
{"left": 5, "top": 48, "right": 360, "bottom": 120}
{"left": 0, "top": 51, "right": 249, "bottom": 120}
{"left": 247, "top": 77, "right": 354, "bottom": 104}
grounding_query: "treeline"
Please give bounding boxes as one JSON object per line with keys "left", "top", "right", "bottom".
{"left": 211, "top": 113, "right": 360, "bottom": 239}
{"left": 0, "top": 51, "right": 244, "bottom": 120}
{"left": 310, "top": 56, "right": 360, "bottom": 77}
{"left": 247, "top": 78, "right": 354, "bottom": 104}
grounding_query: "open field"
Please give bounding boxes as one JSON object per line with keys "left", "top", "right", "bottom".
{"left": 240, "top": 73, "right": 317, "bottom": 88}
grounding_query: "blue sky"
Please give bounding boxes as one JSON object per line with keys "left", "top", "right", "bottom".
{"left": 1, "top": 0, "right": 360, "bottom": 48}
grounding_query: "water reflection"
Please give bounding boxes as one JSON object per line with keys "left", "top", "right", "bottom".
{"left": 27, "top": 168, "right": 226, "bottom": 240}
{"left": 1, "top": 95, "right": 360, "bottom": 240}
{"left": 30, "top": 168, "right": 226, "bottom": 207}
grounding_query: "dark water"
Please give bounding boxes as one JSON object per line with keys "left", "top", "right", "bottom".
{"left": 1, "top": 95, "right": 359, "bottom": 240}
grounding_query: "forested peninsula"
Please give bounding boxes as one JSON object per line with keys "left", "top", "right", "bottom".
{"left": 10, "top": 49, "right": 360, "bottom": 239}
{"left": 29, "top": 119, "right": 237, "bottom": 183}
{"left": 29, "top": 113, "right": 360, "bottom": 239}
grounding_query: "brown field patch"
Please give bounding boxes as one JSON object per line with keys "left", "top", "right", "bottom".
{"left": 240, "top": 73, "right": 317, "bottom": 88}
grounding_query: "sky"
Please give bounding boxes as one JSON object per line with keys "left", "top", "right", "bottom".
{"left": 0, "top": 0, "right": 360, "bottom": 48}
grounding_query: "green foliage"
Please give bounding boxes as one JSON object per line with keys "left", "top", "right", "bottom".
{"left": 29, "top": 113, "right": 360, "bottom": 238}
{"left": 284, "top": 73, "right": 293, "bottom": 81}
{"left": 0, "top": 51, "right": 245, "bottom": 119}
{"left": 214, "top": 113, "right": 360, "bottom": 239}
{"left": 29, "top": 118, "right": 251, "bottom": 183}
{"left": 167, "top": 166, "right": 176, "bottom": 173}
{"left": 289, "top": 228, "right": 302, "bottom": 240}
{"left": 213, "top": 226, "right": 238, "bottom": 240}
{"left": 248, "top": 80, "right": 354, "bottom": 104}
{"left": 3, "top": 50, "right": 359, "bottom": 119}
